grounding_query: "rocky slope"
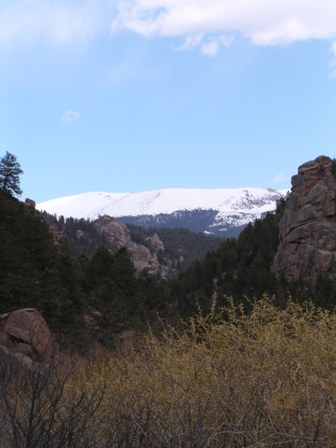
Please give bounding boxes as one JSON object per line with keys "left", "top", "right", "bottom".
{"left": 274, "top": 155, "right": 336, "bottom": 286}
{"left": 42, "top": 212, "right": 223, "bottom": 279}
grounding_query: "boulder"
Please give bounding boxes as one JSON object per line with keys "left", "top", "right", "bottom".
{"left": 0, "top": 308, "right": 53, "bottom": 359}
{"left": 274, "top": 155, "right": 336, "bottom": 285}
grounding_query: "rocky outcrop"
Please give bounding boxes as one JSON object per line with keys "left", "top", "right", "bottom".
{"left": 94, "top": 215, "right": 133, "bottom": 249}
{"left": 94, "top": 216, "right": 168, "bottom": 277}
{"left": 24, "top": 198, "right": 36, "bottom": 209}
{"left": 274, "top": 155, "right": 336, "bottom": 285}
{"left": 49, "top": 223, "right": 65, "bottom": 246}
{"left": 145, "top": 233, "right": 165, "bottom": 252}
{"left": 0, "top": 308, "right": 53, "bottom": 369}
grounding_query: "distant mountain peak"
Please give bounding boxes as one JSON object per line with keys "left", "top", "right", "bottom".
{"left": 37, "top": 187, "right": 286, "bottom": 237}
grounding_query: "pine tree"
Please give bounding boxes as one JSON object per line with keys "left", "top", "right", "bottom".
{"left": 0, "top": 151, "right": 23, "bottom": 196}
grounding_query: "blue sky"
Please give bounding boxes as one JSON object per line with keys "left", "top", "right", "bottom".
{"left": 1, "top": 0, "right": 336, "bottom": 202}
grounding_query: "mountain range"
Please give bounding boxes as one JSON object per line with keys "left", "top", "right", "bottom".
{"left": 37, "top": 187, "right": 286, "bottom": 237}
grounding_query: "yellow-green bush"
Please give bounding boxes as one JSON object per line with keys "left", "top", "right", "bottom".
{"left": 2, "top": 297, "right": 336, "bottom": 447}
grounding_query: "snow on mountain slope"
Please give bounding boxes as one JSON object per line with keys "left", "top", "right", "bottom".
{"left": 37, "top": 187, "right": 283, "bottom": 224}
{"left": 37, "top": 192, "right": 129, "bottom": 220}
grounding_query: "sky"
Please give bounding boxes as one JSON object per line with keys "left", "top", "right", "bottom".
{"left": 1, "top": 0, "right": 336, "bottom": 203}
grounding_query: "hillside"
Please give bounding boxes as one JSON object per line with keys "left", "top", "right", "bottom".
{"left": 0, "top": 190, "right": 84, "bottom": 332}
{"left": 0, "top": 191, "right": 166, "bottom": 339}
{"left": 41, "top": 212, "right": 222, "bottom": 278}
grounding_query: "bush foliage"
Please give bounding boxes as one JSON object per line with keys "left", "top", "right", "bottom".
{"left": 2, "top": 298, "right": 336, "bottom": 447}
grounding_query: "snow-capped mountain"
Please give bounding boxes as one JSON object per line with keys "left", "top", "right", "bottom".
{"left": 37, "top": 188, "right": 286, "bottom": 237}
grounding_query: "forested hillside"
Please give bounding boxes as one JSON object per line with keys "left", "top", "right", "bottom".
{"left": 2, "top": 182, "right": 335, "bottom": 344}
{"left": 0, "top": 190, "right": 168, "bottom": 340}
{"left": 41, "top": 212, "right": 222, "bottom": 275}
{"left": 167, "top": 156, "right": 336, "bottom": 316}
{"left": 0, "top": 189, "right": 84, "bottom": 332}
{"left": 0, "top": 183, "right": 284, "bottom": 342}
{"left": 2, "top": 153, "right": 336, "bottom": 346}
{"left": 167, "top": 199, "right": 287, "bottom": 316}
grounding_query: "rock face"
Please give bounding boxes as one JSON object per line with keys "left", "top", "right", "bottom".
{"left": 0, "top": 308, "right": 53, "bottom": 368}
{"left": 274, "top": 155, "right": 336, "bottom": 285}
{"left": 94, "top": 216, "right": 168, "bottom": 277}
{"left": 94, "top": 215, "right": 133, "bottom": 249}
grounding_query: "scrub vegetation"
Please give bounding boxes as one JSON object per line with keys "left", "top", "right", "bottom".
{"left": 1, "top": 298, "right": 336, "bottom": 447}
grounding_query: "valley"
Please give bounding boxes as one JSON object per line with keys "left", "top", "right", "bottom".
{"left": 1, "top": 154, "right": 336, "bottom": 446}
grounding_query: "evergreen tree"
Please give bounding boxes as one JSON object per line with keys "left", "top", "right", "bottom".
{"left": 0, "top": 190, "right": 85, "bottom": 334}
{"left": 0, "top": 152, "right": 23, "bottom": 196}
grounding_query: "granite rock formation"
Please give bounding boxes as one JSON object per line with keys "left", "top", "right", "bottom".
{"left": 93, "top": 216, "right": 168, "bottom": 277}
{"left": 274, "top": 155, "right": 336, "bottom": 285}
{"left": 0, "top": 308, "right": 53, "bottom": 369}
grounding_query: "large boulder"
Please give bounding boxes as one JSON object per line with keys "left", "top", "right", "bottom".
{"left": 0, "top": 308, "right": 53, "bottom": 359}
{"left": 274, "top": 155, "right": 336, "bottom": 285}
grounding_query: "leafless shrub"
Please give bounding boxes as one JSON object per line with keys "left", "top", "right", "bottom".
{"left": 0, "top": 352, "right": 106, "bottom": 448}
{"left": 1, "top": 297, "right": 336, "bottom": 447}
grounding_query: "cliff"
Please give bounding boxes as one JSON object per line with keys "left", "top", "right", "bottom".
{"left": 274, "top": 155, "right": 336, "bottom": 286}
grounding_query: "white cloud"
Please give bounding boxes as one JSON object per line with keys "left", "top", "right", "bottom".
{"left": 176, "top": 34, "right": 204, "bottom": 52}
{"left": 201, "top": 40, "right": 219, "bottom": 57}
{"left": 2, "top": 0, "right": 336, "bottom": 56}
{"left": 220, "top": 33, "right": 236, "bottom": 48}
{"left": 61, "top": 110, "right": 80, "bottom": 123}
{"left": 176, "top": 32, "right": 235, "bottom": 55}
{"left": 113, "top": 0, "right": 336, "bottom": 49}
{"left": 0, "top": 0, "right": 114, "bottom": 47}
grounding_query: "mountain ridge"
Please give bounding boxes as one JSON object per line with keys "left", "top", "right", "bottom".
{"left": 37, "top": 187, "right": 286, "bottom": 237}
